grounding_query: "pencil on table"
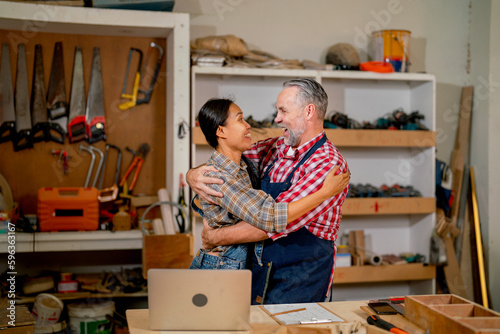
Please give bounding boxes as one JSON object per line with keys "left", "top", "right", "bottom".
{"left": 271, "top": 307, "right": 307, "bottom": 316}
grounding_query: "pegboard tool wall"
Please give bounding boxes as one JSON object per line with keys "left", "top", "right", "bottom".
{"left": 0, "top": 30, "right": 167, "bottom": 214}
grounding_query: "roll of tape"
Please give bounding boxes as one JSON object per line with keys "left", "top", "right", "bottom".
{"left": 366, "top": 254, "right": 382, "bottom": 266}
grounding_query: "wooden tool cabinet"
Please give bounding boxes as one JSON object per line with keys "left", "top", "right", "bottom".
{"left": 0, "top": 2, "right": 190, "bottom": 214}
{"left": 0, "top": 2, "right": 191, "bottom": 281}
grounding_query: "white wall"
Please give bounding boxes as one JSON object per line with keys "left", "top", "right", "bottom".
{"left": 176, "top": 0, "right": 471, "bottom": 164}
{"left": 487, "top": 0, "right": 500, "bottom": 310}
{"left": 174, "top": 0, "right": 499, "bottom": 309}
{"left": 477, "top": 0, "right": 500, "bottom": 311}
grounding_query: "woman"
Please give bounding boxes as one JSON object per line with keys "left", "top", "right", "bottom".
{"left": 190, "top": 98, "right": 349, "bottom": 270}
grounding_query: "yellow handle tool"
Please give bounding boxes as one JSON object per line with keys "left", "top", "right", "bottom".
{"left": 118, "top": 48, "right": 143, "bottom": 111}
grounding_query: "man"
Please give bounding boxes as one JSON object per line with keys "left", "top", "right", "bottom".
{"left": 187, "top": 78, "right": 349, "bottom": 304}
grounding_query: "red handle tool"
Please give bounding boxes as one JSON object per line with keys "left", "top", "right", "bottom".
{"left": 367, "top": 314, "right": 410, "bottom": 334}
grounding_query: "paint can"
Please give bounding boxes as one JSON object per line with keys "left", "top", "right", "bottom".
{"left": 31, "top": 293, "right": 64, "bottom": 327}
{"left": 371, "top": 30, "right": 411, "bottom": 72}
{"left": 68, "top": 300, "right": 115, "bottom": 334}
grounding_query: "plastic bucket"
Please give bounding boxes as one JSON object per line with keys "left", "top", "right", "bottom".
{"left": 68, "top": 301, "right": 115, "bottom": 334}
{"left": 371, "top": 30, "right": 411, "bottom": 72}
{"left": 31, "top": 293, "right": 64, "bottom": 327}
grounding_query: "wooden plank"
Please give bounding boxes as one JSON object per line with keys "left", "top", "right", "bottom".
{"left": 342, "top": 198, "right": 435, "bottom": 215}
{"left": 449, "top": 86, "right": 474, "bottom": 228}
{"left": 142, "top": 234, "right": 193, "bottom": 278}
{"left": 442, "top": 86, "right": 473, "bottom": 301}
{"left": 443, "top": 233, "right": 468, "bottom": 298}
{"left": 348, "top": 230, "right": 365, "bottom": 266}
{"left": 192, "top": 126, "right": 436, "bottom": 148}
{"left": 460, "top": 201, "right": 475, "bottom": 301}
{"left": 332, "top": 263, "right": 435, "bottom": 284}
{"left": 0, "top": 305, "right": 35, "bottom": 334}
{"left": 461, "top": 318, "right": 500, "bottom": 331}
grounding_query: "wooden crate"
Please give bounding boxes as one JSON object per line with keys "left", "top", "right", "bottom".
{"left": 405, "top": 294, "right": 500, "bottom": 334}
{"left": 142, "top": 234, "right": 193, "bottom": 279}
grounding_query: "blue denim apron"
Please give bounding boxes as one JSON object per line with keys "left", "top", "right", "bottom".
{"left": 251, "top": 134, "right": 336, "bottom": 305}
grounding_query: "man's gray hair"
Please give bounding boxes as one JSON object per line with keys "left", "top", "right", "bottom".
{"left": 283, "top": 78, "right": 328, "bottom": 120}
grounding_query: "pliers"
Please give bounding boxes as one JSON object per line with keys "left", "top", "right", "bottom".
{"left": 119, "top": 143, "right": 150, "bottom": 191}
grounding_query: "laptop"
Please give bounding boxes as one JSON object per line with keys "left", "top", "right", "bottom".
{"left": 148, "top": 269, "right": 252, "bottom": 331}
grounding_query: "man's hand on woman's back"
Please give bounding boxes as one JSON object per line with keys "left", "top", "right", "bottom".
{"left": 186, "top": 165, "right": 224, "bottom": 204}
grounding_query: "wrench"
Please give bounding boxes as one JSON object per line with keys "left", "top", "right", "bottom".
{"left": 79, "top": 144, "right": 95, "bottom": 188}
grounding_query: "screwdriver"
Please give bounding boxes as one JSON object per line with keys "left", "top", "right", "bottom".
{"left": 367, "top": 314, "right": 410, "bottom": 334}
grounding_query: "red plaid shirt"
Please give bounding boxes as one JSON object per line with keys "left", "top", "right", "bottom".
{"left": 244, "top": 131, "right": 349, "bottom": 241}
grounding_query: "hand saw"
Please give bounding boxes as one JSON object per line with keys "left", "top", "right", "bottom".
{"left": 45, "top": 41, "right": 67, "bottom": 143}
{"left": 31, "top": 44, "right": 64, "bottom": 144}
{"left": 86, "top": 47, "right": 106, "bottom": 143}
{"left": 0, "top": 43, "right": 16, "bottom": 143}
{"left": 13, "top": 43, "right": 33, "bottom": 151}
{"left": 118, "top": 48, "right": 143, "bottom": 111}
{"left": 68, "top": 46, "right": 87, "bottom": 143}
{"left": 31, "top": 44, "right": 50, "bottom": 143}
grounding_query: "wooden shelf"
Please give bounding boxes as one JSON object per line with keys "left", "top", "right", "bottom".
{"left": 333, "top": 263, "right": 435, "bottom": 284}
{"left": 342, "top": 197, "right": 436, "bottom": 215}
{"left": 192, "top": 127, "right": 436, "bottom": 148}
{"left": 0, "top": 230, "right": 143, "bottom": 253}
{"left": 191, "top": 65, "right": 435, "bottom": 82}
{"left": 16, "top": 291, "right": 148, "bottom": 304}
{"left": 191, "top": 198, "right": 435, "bottom": 218}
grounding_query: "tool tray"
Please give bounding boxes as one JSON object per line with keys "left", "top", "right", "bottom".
{"left": 140, "top": 201, "right": 193, "bottom": 279}
{"left": 405, "top": 294, "right": 500, "bottom": 333}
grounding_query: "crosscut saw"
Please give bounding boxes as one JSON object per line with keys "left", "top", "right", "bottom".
{"left": 31, "top": 44, "right": 50, "bottom": 143}
{"left": 68, "top": 46, "right": 87, "bottom": 143}
{"left": 46, "top": 41, "right": 67, "bottom": 143}
{"left": 86, "top": 47, "right": 106, "bottom": 143}
{"left": 13, "top": 43, "right": 33, "bottom": 151}
{"left": 0, "top": 43, "right": 16, "bottom": 143}
{"left": 31, "top": 44, "right": 64, "bottom": 144}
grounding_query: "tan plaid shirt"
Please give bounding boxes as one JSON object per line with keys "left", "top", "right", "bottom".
{"left": 201, "top": 150, "right": 287, "bottom": 233}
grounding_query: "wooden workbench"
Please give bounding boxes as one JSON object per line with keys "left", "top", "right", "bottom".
{"left": 126, "top": 300, "right": 421, "bottom": 334}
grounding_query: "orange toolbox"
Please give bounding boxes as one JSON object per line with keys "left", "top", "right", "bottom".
{"left": 38, "top": 187, "right": 99, "bottom": 231}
